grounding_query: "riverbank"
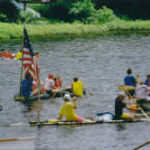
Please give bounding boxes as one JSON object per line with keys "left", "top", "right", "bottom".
{"left": 1, "top": 20, "right": 150, "bottom": 40}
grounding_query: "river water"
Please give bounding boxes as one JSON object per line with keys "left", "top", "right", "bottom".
{"left": 0, "top": 34, "right": 150, "bottom": 150}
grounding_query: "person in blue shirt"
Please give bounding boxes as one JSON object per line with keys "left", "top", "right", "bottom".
{"left": 21, "top": 73, "right": 33, "bottom": 98}
{"left": 124, "top": 68, "right": 137, "bottom": 98}
{"left": 144, "top": 74, "right": 150, "bottom": 87}
{"left": 124, "top": 68, "right": 137, "bottom": 87}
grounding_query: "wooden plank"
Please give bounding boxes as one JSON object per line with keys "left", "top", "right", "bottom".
{"left": 0, "top": 136, "right": 36, "bottom": 143}
{"left": 29, "top": 118, "right": 148, "bottom": 126}
{"left": 133, "top": 140, "right": 150, "bottom": 150}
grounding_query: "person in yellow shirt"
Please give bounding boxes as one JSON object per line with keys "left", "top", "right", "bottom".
{"left": 57, "top": 94, "right": 85, "bottom": 122}
{"left": 72, "top": 77, "right": 86, "bottom": 97}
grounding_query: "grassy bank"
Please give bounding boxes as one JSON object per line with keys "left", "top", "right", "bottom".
{"left": 1, "top": 20, "right": 150, "bottom": 40}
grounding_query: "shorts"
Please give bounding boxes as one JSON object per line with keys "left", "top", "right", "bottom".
{"left": 77, "top": 116, "right": 84, "bottom": 123}
{"left": 121, "top": 113, "right": 131, "bottom": 120}
{"left": 127, "top": 89, "right": 135, "bottom": 97}
{"left": 46, "top": 90, "right": 52, "bottom": 95}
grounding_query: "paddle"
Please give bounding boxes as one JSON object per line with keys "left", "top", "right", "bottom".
{"left": 138, "top": 105, "right": 150, "bottom": 121}
{"left": 51, "top": 91, "right": 57, "bottom": 99}
{"left": 119, "top": 85, "right": 135, "bottom": 91}
{"left": 130, "top": 98, "right": 150, "bottom": 121}
{"left": 133, "top": 139, "right": 150, "bottom": 150}
{"left": 87, "top": 89, "right": 94, "bottom": 95}
{"left": 0, "top": 136, "right": 36, "bottom": 143}
{"left": 118, "top": 85, "right": 150, "bottom": 121}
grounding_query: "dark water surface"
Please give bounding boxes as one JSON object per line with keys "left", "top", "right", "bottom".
{"left": 0, "top": 34, "right": 150, "bottom": 150}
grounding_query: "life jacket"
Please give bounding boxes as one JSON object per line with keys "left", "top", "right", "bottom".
{"left": 1, "top": 52, "right": 7, "bottom": 58}
{"left": 7, "top": 52, "right": 15, "bottom": 59}
{"left": 72, "top": 80, "right": 83, "bottom": 96}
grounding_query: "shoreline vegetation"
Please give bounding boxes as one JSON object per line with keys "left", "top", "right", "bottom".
{"left": 1, "top": 20, "right": 150, "bottom": 41}
{"left": 1, "top": 1, "right": 150, "bottom": 41}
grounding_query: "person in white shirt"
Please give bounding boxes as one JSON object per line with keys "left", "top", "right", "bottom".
{"left": 44, "top": 74, "right": 55, "bottom": 95}
{"left": 135, "top": 82, "right": 149, "bottom": 100}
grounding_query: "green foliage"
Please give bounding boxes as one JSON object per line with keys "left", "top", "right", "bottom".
{"left": 70, "top": 0, "right": 95, "bottom": 23}
{"left": 28, "top": 0, "right": 73, "bottom": 22}
{"left": 91, "top": 6, "right": 118, "bottom": 24}
{"left": 0, "top": 13, "right": 8, "bottom": 22}
{"left": 17, "top": 10, "right": 39, "bottom": 23}
{"left": 2, "top": 20, "right": 150, "bottom": 40}
{"left": 28, "top": 4, "right": 49, "bottom": 17}
{"left": 70, "top": 1, "right": 118, "bottom": 24}
{"left": 28, "top": 0, "right": 118, "bottom": 24}
{"left": 46, "top": 0, "right": 72, "bottom": 21}
{"left": 119, "top": 15, "right": 131, "bottom": 21}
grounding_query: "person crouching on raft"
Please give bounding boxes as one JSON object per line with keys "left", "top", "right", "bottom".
{"left": 114, "top": 92, "right": 140, "bottom": 120}
{"left": 44, "top": 74, "right": 55, "bottom": 95}
{"left": 72, "top": 77, "right": 86, "bottom": 97}
{"left": 57, "top": 94, "right": 85, "bottom": 122}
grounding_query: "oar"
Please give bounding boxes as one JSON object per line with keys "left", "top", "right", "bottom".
{"left": 0, "top": 136, "right": 36, "bottom": 143}
{"left": 119, "top": 85, "right": 135, "bottom": 91}
{"left": 119, "top": 87, "right": 150, "bottom": 121}
{"left": 133, "top": 139, "right": 150, "bottom": 150}
{"left": 87, "top": 89, "right": 94, "bottom": 95}
{"left": 132, "top": 99, "right": 150, "bottom": 121}
{"left": 51, "top": 90, "right": 57, "bottom": 100}
{"left": 138, "top": 106, "right": 150, "bottom": 121}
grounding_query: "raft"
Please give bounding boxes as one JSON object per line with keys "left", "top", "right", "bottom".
{"left": 14, "top": 87, "right": 86, "bottom": 102}
{"left": 29, "top": 110, "right": 150, "bottom": 127}
{"left": 29, "top": 119, "right": 148, "bottom": 127}
{"left": 14, "top": 88, "right": 71, "bottom": 102}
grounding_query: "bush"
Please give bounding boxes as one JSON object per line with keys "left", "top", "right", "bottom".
{"left": 70, "top": 0, "right": 95, "bottom": 23}
{"left": 91, "top": 6, "right": 118, "bottom": 24}
{"left": 17, "top": 10, "right": 40, "bottom": 23}
{"left": 70, "top": 1, "right": 118, "bottom": 24}
{"left": 28, "top": 0, "right": 73, "bottom": 22}
{"left": 0, "top": 13, "right": 8, "bottom": 22}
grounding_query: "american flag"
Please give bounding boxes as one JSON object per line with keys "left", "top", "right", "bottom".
{"left": 22, "top": 27, "right": 39, "bottom": 91}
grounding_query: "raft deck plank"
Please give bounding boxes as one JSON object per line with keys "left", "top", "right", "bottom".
{"left": 29, "top": 119, "right": 149, "bottom": 126}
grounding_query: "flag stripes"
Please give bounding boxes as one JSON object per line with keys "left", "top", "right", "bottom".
{"left": 22, "top": 27, "right": 39, "bottom": 92}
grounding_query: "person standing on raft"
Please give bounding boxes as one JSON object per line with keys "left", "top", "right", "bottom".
{"left": 21, "top": 73, "right": 33, "bottom": 99}
{"left": 124, "top": 68, "right": 138, "bottom": 99}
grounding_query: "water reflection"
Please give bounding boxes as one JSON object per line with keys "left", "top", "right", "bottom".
{"left": 115, "top": 124, "right": 126, "bottom": 131}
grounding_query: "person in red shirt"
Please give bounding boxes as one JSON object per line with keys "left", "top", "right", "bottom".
{"left": 54, "top": 75, "right": 62, "bottom": 89}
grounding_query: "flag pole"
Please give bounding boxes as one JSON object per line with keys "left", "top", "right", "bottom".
{"left": 19, "top": 37, "right": 24, "bottom": 96}
{"left": 19, "top": 1, "right": 27, "bottom": 96}
{"left": 36, "top": 66, "right": 41, "bottom": 127}
{"left": 37, "top": 47, "right": 41, "bottom": 126}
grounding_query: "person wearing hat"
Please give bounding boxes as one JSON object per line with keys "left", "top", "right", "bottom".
{"left": 44, "top": 74, "right": 55, "bottom": 95}
{"left": 114, "top": 92, "right": 140, "bottom": 120}
{"left": 57, "top": 94, "right": 85, "bottom": 122}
